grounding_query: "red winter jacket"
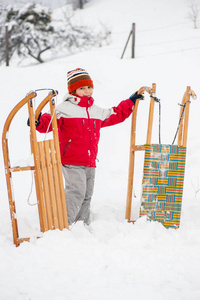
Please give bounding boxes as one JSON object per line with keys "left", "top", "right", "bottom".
{"left": 36, "top": 94, "right": 134, "bottom": 167}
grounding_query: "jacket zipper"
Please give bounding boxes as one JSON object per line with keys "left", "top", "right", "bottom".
{"left": 86, "top": 104, "right": 91, "bottom": 167}
{"left": 62, "top": 139, "right": 71, "bottom": 156}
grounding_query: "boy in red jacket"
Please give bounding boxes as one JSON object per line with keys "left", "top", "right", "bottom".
{"left": 36, "top": 68, "right": 143, "bottom": 226}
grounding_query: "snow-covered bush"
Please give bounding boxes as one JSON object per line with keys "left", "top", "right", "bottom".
{"left": 0, "top": 2, "right": 111, "bottom": 65}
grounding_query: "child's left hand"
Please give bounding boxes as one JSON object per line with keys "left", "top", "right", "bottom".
{"left": 129, "top": 92, "right": 144, "bottom": 104}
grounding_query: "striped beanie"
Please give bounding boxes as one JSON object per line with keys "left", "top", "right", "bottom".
{"left": 67, "top": 68, "right": 94, "bottom": 94}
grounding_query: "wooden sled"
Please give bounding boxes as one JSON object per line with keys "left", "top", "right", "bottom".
{"left": 2, "top": 90, "right": 69, "bottom": 247}
{"left": 125, "top": 84, "right": 196, "bottom": 228}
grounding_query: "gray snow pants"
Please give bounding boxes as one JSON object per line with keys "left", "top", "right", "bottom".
{"left": 62, "top": 165, "right": 95, "bottom": 225}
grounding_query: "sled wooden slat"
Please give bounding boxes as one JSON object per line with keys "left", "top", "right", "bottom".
{"left": 18, "top": 237, "right": 41, "bottom": 244}
{"left": 43, "top": 140, "right": 59, "bottom": 229}
{"left": 38, "top": 141, "right": 53, "bottom": 230}
{"left": 18, "top": 237, "right": 31, "bottom": 243}
{"left": 11, "top": 166, "right": 35, "bottom": 172}
{"left": 49, "top": 140, "right": 64, "bottom": 230}
{"left": 2, "top": 90, "right": 69, "bottom": 247}
{"left": 131, "top": 145, "right": 145, "bottom": 151}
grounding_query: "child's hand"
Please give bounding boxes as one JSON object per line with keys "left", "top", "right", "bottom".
{"left": 130, "top": 86, "right": 152, "bottom": 103}
{"left": 129, "top": 92, "right": 144, "bottom": 104}
{"left": 27, "top": 112, "right": 42, "bottom": 127}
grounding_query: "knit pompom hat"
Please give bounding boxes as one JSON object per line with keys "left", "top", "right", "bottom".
{"left": 67, "top": 68, "right": 94, "bottom": 94}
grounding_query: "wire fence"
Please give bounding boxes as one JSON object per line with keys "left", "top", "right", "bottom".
{"left": 110, "top": 20, "right": 200, "bottom": 59}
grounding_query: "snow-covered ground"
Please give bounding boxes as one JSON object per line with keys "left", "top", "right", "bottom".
{"left": 1, "top": 0, "right": 200, "bottom": 299}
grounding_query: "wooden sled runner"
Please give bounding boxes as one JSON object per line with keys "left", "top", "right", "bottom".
{"left": 125, "top": 84, "right": 196, "bottom": 228}
{"left": 2, "top": 90, "right": 69, "bottom": 247}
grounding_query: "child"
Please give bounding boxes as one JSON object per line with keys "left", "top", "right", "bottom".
{"left": 35, "top": 68, "right": 143, "bottom": 226}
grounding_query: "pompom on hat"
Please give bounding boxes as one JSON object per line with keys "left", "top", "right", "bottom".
{"left": 67, "top": 68, "right": 94, "bottom": 94}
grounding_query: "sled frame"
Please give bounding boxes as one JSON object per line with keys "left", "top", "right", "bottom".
{"left": 2, "top": 90, "right": 69, "bottom": 247}
{"left": 125, "top": 84, "right": 195, "bottom": 224}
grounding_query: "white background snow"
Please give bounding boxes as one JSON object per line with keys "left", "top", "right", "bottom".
{"left": 1, "top": 0, "right": 200, "bottom": 299}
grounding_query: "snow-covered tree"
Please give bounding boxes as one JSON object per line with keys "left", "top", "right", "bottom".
{"left": 187, "top": 0, "right": 200, "bottom": 28}
{"left": 0, "top": 2, "right": 111, "bottom": 65}
{"left": 0, "top": 3, "right": 54, "bottom": 63}
{"left": 52, "top": 5, "right": 111, "bottom": 55}
{"left": 0, "top": 4, "right": 7, "bottom": 58}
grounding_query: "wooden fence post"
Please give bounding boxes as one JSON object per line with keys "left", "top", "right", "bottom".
{"left": 121, "top": 23, "right": 135, "bottom": 59}
{"left": 5, "top": 25, "right": 9, "bottom": 67}
{"left": 131, "top": 23, "right": 135, "bottom": 59}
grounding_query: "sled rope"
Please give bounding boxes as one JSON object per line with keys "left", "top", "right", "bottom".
{"left": 150, "top": 96, "right": 191, "bottom": 146}
{"left": 172, "top": 101, "right": 191, "bottom": 145}
{"left": 70, "top": 217, "right": 81, "bottom": 230}
{"left": 151, "top": 94, "right": 161, "bottom": 144}
{"left": 27, "top": 171, "right": 38, "bottom": 206}
{"left": 44, "top": 106, "right": 57, "bottom": 141}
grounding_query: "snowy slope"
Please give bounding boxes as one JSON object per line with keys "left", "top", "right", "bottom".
{"left": 1, "top": 0, "right": 200, "bottom": 299}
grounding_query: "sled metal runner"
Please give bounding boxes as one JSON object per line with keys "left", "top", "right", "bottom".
{"left": 2, "top": 90, "right": 69, "bottom": 247}
{"left": 125, "top": 84, "right": 196, "bottom": 228}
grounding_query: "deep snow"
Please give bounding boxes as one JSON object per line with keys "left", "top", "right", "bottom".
{"left": 1, "top": 0, "right": 200, "bottom": 299}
